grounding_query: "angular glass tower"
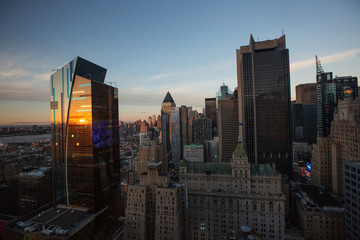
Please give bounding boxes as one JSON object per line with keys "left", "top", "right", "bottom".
{"left": 50, "top": 57, "right": 120, "bottom": 211}
{"left": 237, "top": 35, "right": 292, "bottom": 177}
{"left": 316, "top": 56, "right": 358, "bottom": 137}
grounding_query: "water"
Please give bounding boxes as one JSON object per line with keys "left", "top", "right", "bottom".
{"left": 0, "top": 134, "right": 51, "bottom": 144}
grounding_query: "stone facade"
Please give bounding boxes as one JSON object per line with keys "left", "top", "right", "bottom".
{"left": 180, "top": 142, "right": 285, "bottom": 240}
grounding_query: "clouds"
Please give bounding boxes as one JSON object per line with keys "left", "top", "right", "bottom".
{"left": 290, "top": 48, "right": 360, "bottom": 72}
{"left": 0, "top": 55, "right": 52, "bottom": 101}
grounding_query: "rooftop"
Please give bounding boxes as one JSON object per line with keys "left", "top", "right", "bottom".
{"left": 162, "top": 91, "right": 175, "bottom": 103}
{"left": 184, "top": 144, "right": 204, "bottom": 149}
{"left": 7, "top": 204, "right": 101, "bottom": 239}
{"left": 250, "top": 164, "right": 278, "bottom": 177}
{"left": 180, "top": 160, "right": 232, "bottom": 175}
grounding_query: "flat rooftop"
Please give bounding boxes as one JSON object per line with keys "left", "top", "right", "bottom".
{"left": 9, "top": 204, "right": 100, "bottom": 239}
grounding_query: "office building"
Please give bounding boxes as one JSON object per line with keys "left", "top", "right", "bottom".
{"left": 330, "top": 97, "right": 360, "bottom": 194}
{"left": 18, "top": 167, "right": 52, "bottom": 215}
{"left": 218, "top": 90, "right": 238, "bottom": 162}
{"left": 171, "top": 107, "right": 182, "bottom": 164}
{"left": 180, "top": 140, "right": 286, "bottom": 240}
{"left": 124, "top": 142, "right": 185, "bottom": 240}
{"left": 50, "top": 57, "right": 120, "bottom": 211}
{"left": 161, "top": 92, "right": 176, "bottom": 153}
{"left": 205, "top": 98, "right": 217, "bottom": 136}
{"left": 296, "top": 83, "right": 317, "bottom": 104}
{"left": 291, "top": 102, "right": 317, "bottom": 145}
{"left": 316, "top": 56, "right": 358, "bottom": 137}
{"left": 216, "top": 82, "right": 232, "bottom": 100}
{"left": 204, "top": 137, "right": 219, "bottom": 162}
{"left": 311, "top": 97, "right": 360, "bottom": 193}
{"left": 192, "top": 117, "right": 212, "bottom": 144}
{"left": 344, "top": 160, "right": 360, "bottom": 240}
{"left": 237, "top": 35, "right": 292, "bottom": 176}
{"left": 183, "top": 144, "right": 204, "bottom": 162}
{"left": 181, "top": 105, "right": 189, "bottom": 147}
{"left": 292, "top": 184, "right": 344, "bottom": 240}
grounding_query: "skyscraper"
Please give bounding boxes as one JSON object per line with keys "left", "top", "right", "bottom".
{"left": 171, "top": 107, "right": 182, "bottom": 164}
{"left": 316, "top": 56, "right": 358, "bottom": 137}
{"left": 218, "top": 90, "right": 238, "bottom": 162}
{"left": 205, "top": 97, "right": 217, "bottom": 136}
{"left": 237, "top": 35, "right": 292, "bottom": 176}
{"left": 161, "top": 91, "right": 176, "bottom": 152}
{"left": 50, "top": 57, "right": 120, "bottom": 211}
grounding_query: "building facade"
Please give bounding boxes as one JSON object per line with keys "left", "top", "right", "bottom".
{"left": 218, "top": 91, "right": 239, "bottom": 162}
{"left": 296, "top": 83, "right": 317, "bottom": 104}
{"left": 316, "top": 56, "right": 358, "bottom": 138}
{"left": 50, "top": 57, "right": 120, "bottom": 211}
{"left": 18, "top": 167, "right": 52, "bottom": 215}
{"left": 236, "top": 35, "right": 292, "bottom": 176}
{"left": 183, "top": 144, "right": 204, "bottom": 163}
{"left": 292, "top": 184, "right": 344, "bottom": 240}
{"left": 124, "top": 142, "right": 185, "bottom": 240}
{"left": 205, "top": 98, "right": 217, "bottom": 137}
{"left": 344, "top": 160, "right": 360, "bottom": 240}
{"left": 311, "top": 97, "right": 360, "bottom": 194}
{"left": 180, "top": 141, "right": 286, "bottom": 240}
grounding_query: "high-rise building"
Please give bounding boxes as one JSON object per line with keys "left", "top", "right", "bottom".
{"left": 311, "top": 97, "right": 360, "bottom": 194}
{"left": 237, "top": 35, "right": 292, "bottom": 176}
{"left": 192, "top": 116, "right": 212, "bottom": 144}
{"left": 216, "top": 82, "right": 232, "bottom": 100}
{"left": 316, "top": 56, "right": 358, "bottom": 137}
{"left": 291, "top": 102, "right": 317, "bottom": 144}
{"left": 18, "top": 167, "right": 52, "bottom": 215}
{"left": 330, "top": 97, "right": 360, "bottom": 194}
{"left": 344, "top": 160, "right": 360, "bottom": 240}
{"left": 171, "top": 107, "right": 182, "bottom": 164}
{"left": 50, "top": 57, "right": 120, "bottom": 211}
{"left": 181, "top": 105, "right": 189, "bottom": 147}
{"left": 296, "top": 83, "right": 317, "bottom": 104}
{"left": 124, "top": 142, "right": 185, "bottom": 240}
{"left": 161, "top": 91, "right": 176, "bottom": 153}
{"left": 218, "top": 90, "right": 238, "bottom": 162}
{"left": 205, "top": 97, "right": 217, "bottom": 136}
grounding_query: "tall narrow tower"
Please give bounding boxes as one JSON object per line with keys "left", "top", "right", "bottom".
{"left": 237, "top": 35, "right": 292, "bottom": 176}
{"left": 50, "top": 57, "right": 120, "bottom": 211}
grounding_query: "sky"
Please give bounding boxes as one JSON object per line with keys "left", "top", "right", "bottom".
{"left": 0, "top": 0, "right": 359, "bottom": 125}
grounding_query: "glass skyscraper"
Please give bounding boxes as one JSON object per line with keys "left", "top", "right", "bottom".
{"left": 50, "top": 57, "right": 120, "bottom": 211}
{"left": 237, "top": 35, "right": 292, "bottom": 176}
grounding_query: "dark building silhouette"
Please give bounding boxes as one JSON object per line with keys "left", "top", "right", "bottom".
{"left": 237, "top": 35, "right": 292, "bottom": 176}
{"left": 292, "top": 102, "right": 317, "bottom": 145}
{"left": 218, "top": 90, "right": 238, "bottom": 162}
{"left": 18, "top": 167, "right": 52, "bottom": 215}
{"left": 296, "top": 83, "right": 317, "bottom": 104}
{"left": 171, "top": 107, "right": 182, "bottom": 164}
{"left": 205, "top": 98, "right": 217, "bottom": 136}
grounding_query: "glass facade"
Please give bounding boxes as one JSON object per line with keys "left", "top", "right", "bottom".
{"left": 237, "top": 35, "right": 292, "bottom": 176}
{"left": 316, "top": 74, "right": 358, "bottom": 137}
{"left": 50, "top": 57, "right": 120, "bottom": 211}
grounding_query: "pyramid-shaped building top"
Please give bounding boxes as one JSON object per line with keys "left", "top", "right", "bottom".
{"left": 163, "top": 91, "right": 175, "bottom": 103}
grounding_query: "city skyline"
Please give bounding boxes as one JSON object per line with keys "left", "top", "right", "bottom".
{"left": 1, "top": 0, "right": 360, "bottom": 124}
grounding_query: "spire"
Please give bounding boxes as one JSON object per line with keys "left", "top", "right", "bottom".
{"left": 162, "top": 91, "right": 175, "bottom": 103}
{"left": 249, "top": 34, "right": 255, "bottom": 44}
{"left": 234, "top": 136, "right": 247, "bottom": 158}
{"left": 315, "top": 55, "right": 324, "bottom": 75}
